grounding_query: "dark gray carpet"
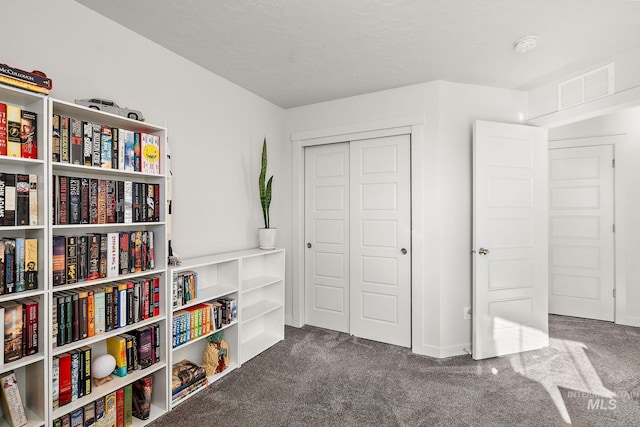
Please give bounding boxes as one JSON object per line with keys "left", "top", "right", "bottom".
{"left": 151, "top": 315, "right": 640, "bottom": 426}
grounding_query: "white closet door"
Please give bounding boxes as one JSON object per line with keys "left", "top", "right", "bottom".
{"left": 549, "top": 145, "right": 614, "bottom": 321}
{"left": 349, "top": 134, "right": 411, "bottom": 347}
{"left": 304, "top": 143, "right": 350, "bottom": 333}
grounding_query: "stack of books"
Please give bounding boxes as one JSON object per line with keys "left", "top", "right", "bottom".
{"left": 171, "top": 359, "right": 207, "bottom": 403}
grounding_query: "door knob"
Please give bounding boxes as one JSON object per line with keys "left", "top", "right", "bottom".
{"left": 478, "top": 248, "right": 490, "bottom": 255}
{"left": 307, "top": 243, "right": 312, "bottom": 248}
{"left": 401, "top": 248, "right": 407, "bottom": 255}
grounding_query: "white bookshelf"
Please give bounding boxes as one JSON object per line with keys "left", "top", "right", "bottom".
{"left": 47, "top": 97, "right": 169, "bottom": 425}
{"left": 0, "top": 84, "right": 48, "bottom": 427}
{"left": 168, "top": 248, "right": 285, "bottom": 407}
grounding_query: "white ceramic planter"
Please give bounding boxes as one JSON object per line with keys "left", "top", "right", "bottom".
{"left": 258, "top": 228, "right": 277, "bottom": 249}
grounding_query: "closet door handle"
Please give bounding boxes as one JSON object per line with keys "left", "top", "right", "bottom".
{"left": 307, "top": 243, "right": 312, "bottom": 248}
{"left": 401, "top": 248, "right": 407, "bottom": 255}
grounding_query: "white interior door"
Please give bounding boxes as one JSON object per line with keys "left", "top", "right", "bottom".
{"left": 304, "top": 143, "right": 350, "bottom": 333}
{"left": 473, "top": 120, "right": 549, "bottom": 360}
{"left": 549, "top": 145, "right": 614, "bottom": 321}
{"left": 349, "top": 135, "right": 411, "bottom": 347}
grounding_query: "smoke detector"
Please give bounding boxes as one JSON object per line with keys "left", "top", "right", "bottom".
{"left": 513, "top": 35, "right": 539, "bottom": 54}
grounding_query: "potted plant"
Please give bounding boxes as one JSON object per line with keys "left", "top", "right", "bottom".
{"left": 258, "top": 137, "right": 276, "bottom": 249}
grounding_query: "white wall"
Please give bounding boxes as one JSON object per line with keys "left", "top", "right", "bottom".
{"left": 285, "top": 80, "right": 527, "bottom": 357}
{"left": 4, "top": 1, "right": 288, "bottom": 264}
{"left": 549, "top": 107, "right": 640, "bottom": 327}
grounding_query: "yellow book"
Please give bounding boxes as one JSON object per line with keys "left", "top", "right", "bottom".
{"left": 25, "top": 238, "right": 37, "bottom": 290}
{"left": 6, "top": 105, "right": 21, "bottom": 157}
{"left": 104, "top": 391, "right": 117, "bottom": 427}
{"left": 87, "top": 288, "right": 95, "bottom": 337}
{"left": 105, "top": 335, "right": 127, "bottom": 376}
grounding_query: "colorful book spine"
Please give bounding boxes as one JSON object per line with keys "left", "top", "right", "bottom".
{"left": 0, "top": 371, "right": 28, "bottom": 426}
{"left": 20, "top": 110, "right": 37, "bottom": 159}
{"left": 14, "top": 237, "right": 25, "bottom": 292}
{"left": 60, "top": 115, "right": 70, "bottom": 163}
{"left": 6, "top": 105, "right": 21, "bottom": 157}
{"left": 29, "top": 173, "right": 37, "bottom": 226}
{"left": 52, "top": 113, "right": 61, "bottom": 162}
{"left": 106, "top": 335, "right": 127, "bottom": 377}
{"left": 70, "top": 118, "right": 83, "bottom": 164}
{"left": 0, "top": 102, "right": 7, "bottom": 156}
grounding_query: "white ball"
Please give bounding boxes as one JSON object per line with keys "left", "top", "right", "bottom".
{"left": 92, "top": 354, "right": 116, "bottom": 379}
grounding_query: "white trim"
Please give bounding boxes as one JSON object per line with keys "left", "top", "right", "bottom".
{"left": 548, "top": 134, "right": 624, "bottom": 149}
{"left": 291, "top": 116, "right": 426, "bottom": 349}
{"left": 529, "top": 85, "right": 640, "bottom": 129}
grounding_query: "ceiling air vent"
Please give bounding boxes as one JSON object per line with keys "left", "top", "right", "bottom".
{"left": 558, "top": 63, "right": 614, "bottom": 110}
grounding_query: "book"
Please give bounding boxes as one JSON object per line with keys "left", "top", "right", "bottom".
{"left": 58, "top": 352, "right": 72, "bottom": 406}
{"left": 20, "top": 110, "right": 37, "bottom": 159}
{"left": 111, "top": 128, "right": 119, "bottom": 171}
{"left": 57, "top": 175, "right": 69, "bottom": 225}
{"left": 0, "top": 173, "right": 6, "bottom": 225}
{"left": 28, "top": 174, "right": 37, "bottom": 226}
{"left": 87, "top": 288, "right": 95, "bottom": 337}
{"left": 61, "top": 414, "right": 71, "bottom": 427}
{"left": 60, "top": 116, "right": 70, "bottom": 163}
{"left": 0, "top": 371, "right": 27, "bottom": 427}
{"left": 69, "top": 177, "right": 81, "bottom": 224}
{"left": 4, "top": 240, "right": 15, "bottom": 293}
{"left": 133, "top": 132, "right": 140, "bottom": 172}
{"left": 70, "top": 118, "right": 83, "bottom": 165}
{"left": 104, "top": 391, "right": 116, "bottom": 427}
{"left": 87, "top": 234, "right": 99, "bottom": 281}
{"left": 124, "top": 383, "right": 132, "bottom": 427}
{"left": 83, "top": 402, "right": 95, "bottom": 427}
{"left": 94, "top": 396, "right": 105, "bottom": 427}
{"left": 80, "top": 177, "right": 89, "bottom": 224}
{"left": 52, "top": 355, "right": 60, "bottom": 408}
{"left": 53, "top": 235, "right": 66, "bottom": 286}
{"left": 131, "top": 375, "right": 152, "bottom": 420}
{"left": 6, "top": 105, "right": 21, "bottom": 158}
{"left": 52, "top": 114, "right": 61, "bottom": 162}
{"left": 123, "top": 181, "right": 132, "bottom": 224}
{"left": 89, "top": 178, "right": 98, "bottom": 224}
{"left": 105, "top": 336, "right": 127, "bottom": 377}
{"left": 171, "top": 359, "right": 206, "bottom": 395}
{"left": 82, "top": 121, "right": 93, "bottom": 166}
{"left": 0, "top": 103, "right": 7, "bottom": 156}
{"left": 70, "top": 349, "right": 80, "bottom": 401}
{"left": 66, "top": 235, "right": 78, "bottom": 285}
{"left": 117, "top": 284, "right": 127, "bottom": 328}
{"left": 94, "top": 288, "right": 105, "bottom": 335}
{"left": 107, "top": 232, "right": 119, "bottom": 277}
{"left": 24, "top": 238, "right": 37, "bottom": 290}
{"left": 133, "top": 326, "right": 153, "bottom": 369}
{"left": 21, "top": 298, "right": 37, "bottom": 356}
{"left": 97, "top": 179, "right": 107, "bottom": 224}
{"left": 115, "top": 387, "right": 125, "bottom": 427}
{"left": 70, "top": 407, "right": 83, "bottom": 427}
{"left": 117, "top": 129, "right": 125, "bottom": 172}
{"left": 14, "top": 237, "right": 25, "bottom": 292}
{"left": 106, "top": 180, "right": 116, "bottom": 224}
{"left": 123, "top": 130, "right": 134, "bottom": 172}
{"left": 101, "top": 126, "right": 112, "bottom": 169}
{"left": 0, "top": 241, "right": 4, "bottom": 295}
{"left": 15, "top": 174, "right": 29, "bottom": 226}
{"left": 104, "top": 285, "right": 114, "bottom": 332}
{"left": 80, "top": 345, "right": 92, "bottom": 399}
{"left": 77, "top": 235, "right": 88, "bottom": 282}
{"left": 4, "top": 173, "right": 16, "bottom": 226}
{"left": 98, "top": 233, "right": 107, "bottom": 278}
{"left": 78, "top": 289, "right": 88, "bottom": 340}
{"left": 92, "top": 123, "right": 101, "bottom": 167}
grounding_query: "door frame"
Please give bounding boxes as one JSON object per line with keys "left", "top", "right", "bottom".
{"left": 291, "top": 115, "right": 424, "bottom": 352}
{"left": 549, "top": 134, "right": 627, "bottom": 324}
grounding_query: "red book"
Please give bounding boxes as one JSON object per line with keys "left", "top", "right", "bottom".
{"left": 115, "top": 387, "right": 125, "bottom": 427}
{"left": 142, "top": 279, "right": 150, "bottom": 320}
{"left": 0, "top": 102, "right": 7, "bottom": 155}
{"left": 21, "top": 299, "right": 38, "bottom": 356}
{"left": 153, "top": 277, "right": 160, "bottom": 317}
{"left": 20, "top": 110, "right": 37, "bottom": 159}
{"left": 58, "top": 352, "right": 72, "bottom": 406}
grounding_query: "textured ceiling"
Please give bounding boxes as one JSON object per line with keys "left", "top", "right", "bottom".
{"left": 75, "top": 0, "right": 640, "bottom": 108}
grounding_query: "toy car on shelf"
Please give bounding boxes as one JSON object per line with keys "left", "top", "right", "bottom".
{"left": 75, "top": 98, "right": 145, "bottom": 121}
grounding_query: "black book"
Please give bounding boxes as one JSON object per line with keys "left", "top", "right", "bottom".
{"left": 56, "top": 294, "right": 67, "bottom": 346}
{"left": 66, "top": 235, "right": 78, "bottom": 284}
{"left": 77, "top": 235, "right": 88, "bottom": 282}
{"left": 70, "top": 118, "right": 83, "bottom": 165}
{"left": 89, "top": 178, "right": 98, "bottom": 224}
{"left": 4, "top": 239, "right": 15, "bottom": 293}
{"left": 112, "top": 127, "right": 119, "bottom": 170}
{"left": 82, "top": 121, "right": 93, "bottom": 167}
{"left": 52, "top": 235, "right": 66, "bottom": 286}
{"left": 57, "top": 175, "right": 69, "bottom": 225}
{"left": 140, "top": 183, "right": 147, "bottom": 223}
{"left": 69, "top": 177, "right": 81, "bottom": 224}
{"left": 4, "top": 173, "right": 16, "bottom": 226}
{"left": 80, "top": 178, "right": 89, "bottom": 224}
{"left": 106, "top": 180, "right": 116, "bottom": 224}
{"left": 91, "top": 122, "right": 101, "bottom": 167}
{"left": 98, "top": 233, "right": 107, "bottom": 278}
{"left": 116, "top": 180, "right": 125, "bottom": 223}
{"left": 104, "top": 286, "right": 114, "bottom": 332}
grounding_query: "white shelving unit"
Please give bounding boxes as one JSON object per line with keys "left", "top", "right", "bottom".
{"left": 239, "top": 249, "right": 285, "bottom": 364}
{"left": 168, "top": 248, "right": 284, "bottom": 407}
{"left": 47, "top": 98, "right": 169, "bottom": 425}
{"left": 0, "top": 84, "right": 48, "bottom": 427}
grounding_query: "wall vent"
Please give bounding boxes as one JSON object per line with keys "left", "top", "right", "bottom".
{"left": 558, "top": 63, "right": 614, "bottom": 110}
